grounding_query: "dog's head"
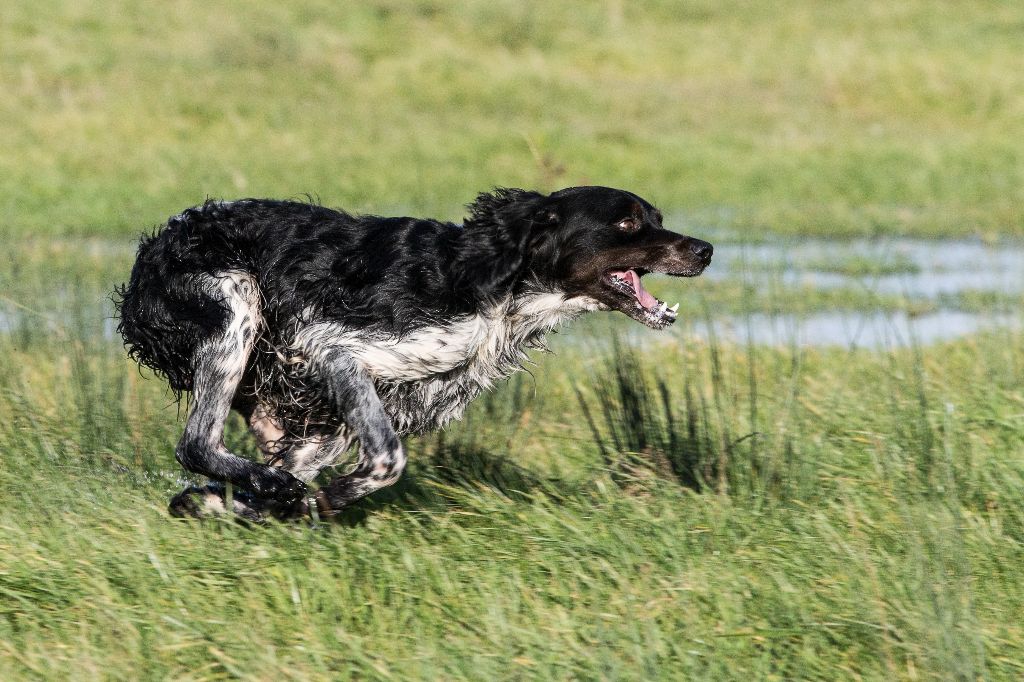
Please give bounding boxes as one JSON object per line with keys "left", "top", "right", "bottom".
{"left": 462, "top": 186, "right": 712, "bottom": 329}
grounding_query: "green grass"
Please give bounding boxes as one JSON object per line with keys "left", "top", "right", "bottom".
{"left": 2, "top": 298, "right": 1024, "bottom": 679}
{"left": 4, "top": 1, "right": 1024, "bottom": 679}
{"left": 1, "top": 240, "right": 1023, "bottom": 679}
{"left": 3, "top": 0, "right": 1024, "bottom": 238}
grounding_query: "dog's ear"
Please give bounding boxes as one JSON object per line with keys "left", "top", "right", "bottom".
{"left": 464, "top": 188, "right": 555, "bottom": 229}
{"left": 456, "top": 188, "right": 556, "bottom": 297}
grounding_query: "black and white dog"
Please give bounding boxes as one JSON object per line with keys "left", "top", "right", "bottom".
{"left": 116, "top": 186, "right": 712, "bottom": 521}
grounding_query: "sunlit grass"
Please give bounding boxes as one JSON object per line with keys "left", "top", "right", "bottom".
{"left": 4, "top": 1, "right": 1024, "bottom": 678}
{"left": 1, "top": 236, "right": 1024, "bottom": 678}
{"left": 2, "top": 305, "right": 1023, "bottom": 679}
{"left": 2, "top": 0, "right": 1024, "bottom": 237}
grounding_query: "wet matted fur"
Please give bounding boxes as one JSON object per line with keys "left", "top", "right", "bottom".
{"left": 115, "top": 186, "right": 713, "bottom": 521}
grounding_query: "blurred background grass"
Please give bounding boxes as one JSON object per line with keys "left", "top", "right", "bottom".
{"left": 3, "top": 0, "right": 1023, "bottom": 237}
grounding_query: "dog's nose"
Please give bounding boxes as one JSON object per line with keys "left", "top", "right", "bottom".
{"left": 689, "top": 239, "right": 713, "bottom": 264}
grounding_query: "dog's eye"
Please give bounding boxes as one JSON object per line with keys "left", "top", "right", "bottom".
{"left": 616, "top": 218, "right": 638, "bottom": 232}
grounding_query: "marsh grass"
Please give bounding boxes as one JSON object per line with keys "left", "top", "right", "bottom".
{"left": 4, "top": 280, "right": 1024, "bottom": 678}
{"left": 4, "top": 0, "right": 1024, "bottom": 677}
{"left": 2, "top": 239, "right": 1020, "bottom": 678}
{"left": 5, "top": 305, "right": 1024, "bottom": 679}
{"left": 576, "top": 339, "right": 724, "bottom": 493}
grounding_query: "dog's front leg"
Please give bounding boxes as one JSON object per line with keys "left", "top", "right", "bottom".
{"left": 308, "top": 348, "right": 406, "bottom": 515}
{"left": 168, "top": 274, "right": 308, "bottom": 520}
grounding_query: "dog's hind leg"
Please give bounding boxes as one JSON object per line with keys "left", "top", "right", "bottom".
{"left": 238, "top": 395, "right": 355, "bottom": 484}
{"left": 168, "top": 272, "right": 308, "bottom": 519}
{"left": 301, "top": 347, "right": 406, "bottom": 515}
{"left": 245, "top": 401, "right": 289, "bottom": 459}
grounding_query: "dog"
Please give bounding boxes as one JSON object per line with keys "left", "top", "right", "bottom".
{"left": 115, "top": 186, "right": 712, "bottom": 521}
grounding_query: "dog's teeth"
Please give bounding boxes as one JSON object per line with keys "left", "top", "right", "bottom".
{"left": 669, "top": 303, "right": 679, "bottom": 313}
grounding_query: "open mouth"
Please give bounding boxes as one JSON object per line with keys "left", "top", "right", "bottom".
{"left": 605, "top": 269, "right": 679, "bottom": 329}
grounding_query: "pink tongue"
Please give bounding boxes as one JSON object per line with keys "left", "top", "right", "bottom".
{"left": 613, "top": 269, "right": 657, "bottom": 309}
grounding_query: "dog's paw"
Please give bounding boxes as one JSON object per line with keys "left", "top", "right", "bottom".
{"left": 168, "top": 484, "right": 267, "bottom": 523}
{"left": 263, "top": 475, "right": 311, "bottom": 520}
{"left": 168, "top": 486, "right": 206, "bottom": 518}
{"left": 266, "top": 487, "right": 335, "bottom": 522}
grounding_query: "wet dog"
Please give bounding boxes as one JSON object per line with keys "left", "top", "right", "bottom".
{"left": 115, "top": 186, "right": 712, "bottom": 520}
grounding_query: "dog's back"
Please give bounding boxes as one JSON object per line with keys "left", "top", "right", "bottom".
{"left": 119, "top": 200, "right": 406, "bottom": 390}
{"left": 116, "top": 199, "right": 496, "bottom": 395}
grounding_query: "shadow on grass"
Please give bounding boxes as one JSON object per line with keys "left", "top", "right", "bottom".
{"left": 336, "top": 433, "right": 559, "bottom": 526}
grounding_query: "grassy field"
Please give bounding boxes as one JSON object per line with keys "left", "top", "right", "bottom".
{"left": 2, "top": 263, "right": 1024, "bottom": 679}
{"left": 3, "top": 0, "right": 1024, "bottom": 238}
{"left": 3, "top": 1, "right": 1024, "bottom": 680}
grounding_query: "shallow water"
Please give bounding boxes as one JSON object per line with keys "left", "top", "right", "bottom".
{"left": 685, "top": 310, "right": 1021, "bottom": 349}
{"left": 706, "top": 237, "right": 1024, "bottom": 298}
{"left": 689, "top": 236, "right": 1024, "bottom": 347}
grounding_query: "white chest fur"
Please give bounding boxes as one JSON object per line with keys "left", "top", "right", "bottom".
{"left": 296, "top": 293, "right": 597, "bottom": 384}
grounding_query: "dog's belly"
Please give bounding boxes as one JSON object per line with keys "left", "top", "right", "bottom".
{"left": 288, "top": 294, "right": 598, "bottom": 434}
{"left": 345, "top": 293, "right": 599, "bottom": 381}
{"left": 376, "top": 374, "right": 490, "bottom": 435}
{"left": 348, "top": 315, "right": 528, "bottom": 434}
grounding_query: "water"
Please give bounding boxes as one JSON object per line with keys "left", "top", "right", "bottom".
{"left": 0, "top": 305, "right": 119, "bottom": 339}
{"left": 694, "top": 236, "right": 1024, "bottom": 347}
{"left": 687, "top": 310, "right": 1021, "bottom": 349}
{"left": 707, "top": 237, "right": 1024, "bottom": 299}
